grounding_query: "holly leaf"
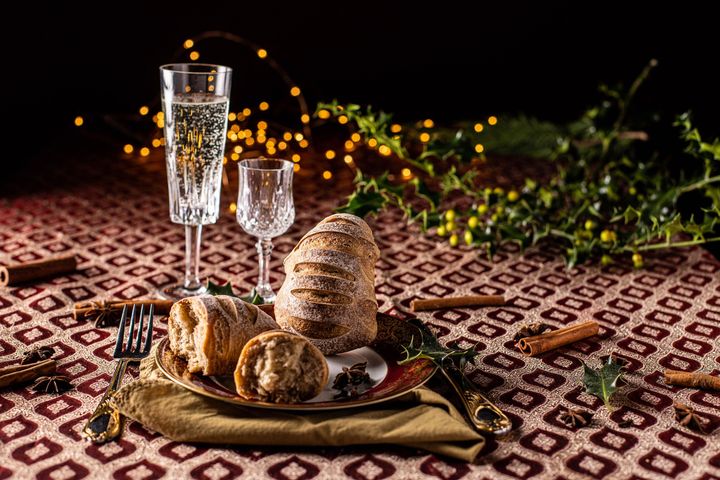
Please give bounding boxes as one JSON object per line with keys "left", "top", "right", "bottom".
{"left": 206, "top": 281, "right": 264, "bottom": 305}
{"left": 398, "top": 318, "right": 478, "bottom": 367}
{"left": 582, "top": 357, "right": 624, "bottom": 410}
{"left": 206, "top": 280, "right": 236, "bottom": 297}
{"left": 337, "top": 189, "right": 388, "bottom": 218}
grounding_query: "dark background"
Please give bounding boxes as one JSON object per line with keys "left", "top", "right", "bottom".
{"left": 3, "top": 1, "right": 718, "bottom": 163}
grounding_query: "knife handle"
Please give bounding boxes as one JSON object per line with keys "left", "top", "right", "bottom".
{"left": 439, "top": 360, "right": 512, "bottom": 435}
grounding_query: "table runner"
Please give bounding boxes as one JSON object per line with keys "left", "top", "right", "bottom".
{"left": 1, "top": 146, "right": 720, "bottom": 479}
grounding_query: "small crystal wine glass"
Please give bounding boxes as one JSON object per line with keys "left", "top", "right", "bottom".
{"left": 236, "top": 159, "right": 295, "bottom": 303}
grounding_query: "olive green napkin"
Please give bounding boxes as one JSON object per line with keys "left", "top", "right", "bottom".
{"left": 113, "top": 351, "right": 485, "bottom": 462}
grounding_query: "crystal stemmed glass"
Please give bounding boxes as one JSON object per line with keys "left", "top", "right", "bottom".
{"left": 160, "top": 63, "right": 232, "bottom": 299}
{"left": 236, "top": 159, "right": 295, "bottom": 303}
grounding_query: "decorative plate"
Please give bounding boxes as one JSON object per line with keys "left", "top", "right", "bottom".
{"left": 155, "top": 312, "right": 436, "bottom": 411}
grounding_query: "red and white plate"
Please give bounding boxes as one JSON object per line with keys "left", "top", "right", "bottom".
{"left": 155, "top": 312, "right": 436, "bottom": 411}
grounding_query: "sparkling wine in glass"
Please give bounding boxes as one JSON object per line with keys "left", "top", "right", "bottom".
{"left": 236, "top": 159, "right": 295, "bottom": 303}
{"left": 160, "top": 63, "right": 232, "bottom": 299}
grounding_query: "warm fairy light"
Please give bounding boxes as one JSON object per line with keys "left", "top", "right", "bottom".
{"left": 74, "top": 116, "right": 84, "bottom": 126}
{"left": 233, "top": 145, "right": 243, "bottom": 153}
{"left": 367, "top": 138, "right": 378, "bottom": 148}
{"left": 344, "top": 140, "right": 354, "bottom": 150}
{"left": 390, "top": 124, "right": 402, "bottom": 133}
{"left": 281, "top": 132, "right": 291, "bottom": 142}
{"left": 488, "top": 116, "right": 498, "bottom": 125}
{"left": 140, "top": 147, "right": 150, "bottom": 157}
{"left": 474, "top": 143, "right": 485, "bottom": 153}
{"left": 344, "top": 154, "right": 353, "bottom": 164}
{"left": 183, "top": 39, "right": 194, "bottom": 49}
{"left": 293, "top": 164, "right": 300, "bottom": 172}
{"left": 299, "top": 139, "right": 309, "bottom": 148}
{"left": 318, "top": 109, "right": 331, "bottom": 120}
{"left": 322, "top": 170, "right": 333, "bottom": 180}
{"left": 300, "top": 114, "right": 310, "bottom": 124}
{"left": 257, "top": 121, "right": 268, "bottom": 130}
{"left": 325, "top": 150, "right": 336, "bottom": 160}
{"left": 242, "top": 108, "right": 252, "bottom": 116}
{"left": 295, "top": 133, "right": 304, "bottom": 141}
{"left": 266, "top": 139, "right": 275, "bottom": 148}
{"left": 419, "top": 132, "right": 431, "bottom": 143}
{"left": 401, "top": 168, "right": 412, "bottom": 178}
{"left": 231, "top": 153, "right": 240, "bottom": 161}
{"left": 157, "top": 111, "right": 165, "bottom": 120}
{"left": 228, "top": 112, "right": 237, "bottom": 121}
{"left": 184, "top": 85, "right": 191, "bottom": 93}
{"left": 222, "top": 157, "right": 228, "bottom": 165}
{"left": 423, "top": 119, "right": 434, "bottom": 128}
{"left": 230, "top": 125, "right": 241, "bottom": 133}
{"left": 259, "top": 102, "right": 269, "bottom": 111}
{"left": 290, "top": 86, "right": 301, "bottom": 97}
{"left": 157, "top": 119, "right": 164, "bottom": 128}
{"left": 189, "top": 51, "right": 200, "bottom": 61}
{"left": 246, "top": 137, "right": 255, "bottom": 146}
{"left": 278, "top": 141, "right": 287, "bottom": 150}
{"left": 257, "top": 48, "right": 268, "bottom": 59}
{"left": 378, "top": 145, "right": 391, "bottom": 156}
{"left": 228, "top": 132, "right": 238, "bottom": 141}
{"left": 123, "top": 144, "right": 134, "bottom": 154}
{"left": 292, "top": 154, "right": 301, "bottom": 162}
{"left": 473, "top": 123, "right": 484, "bottom": 132}
{"left": 351, "top": 133, "right": 361, "bottom": 142}
{"left": 243, "top": 129, "right": 252, "bottom": 137}
{"left": 257, "top": 135, "right": 266, "bottom": 144}
{"left": 229, "top": 202, "right": 237, "bottom": 213}
{"left": 152, "top": 138, "right": 162, "bottom": 148}
{"left": 338, "top": 115, "right": 348, "bottom": 124}
{"left": 139, "top": 106, "right": 149, "bottom": 116}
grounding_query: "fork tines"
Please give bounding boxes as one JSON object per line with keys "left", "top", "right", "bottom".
{"left": 113, "top": 304, "right": 154, "bottom": 358}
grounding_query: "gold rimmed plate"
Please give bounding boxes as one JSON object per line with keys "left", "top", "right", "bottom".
{"left": 155, "top": 312, "right": 436, "bottom": 411}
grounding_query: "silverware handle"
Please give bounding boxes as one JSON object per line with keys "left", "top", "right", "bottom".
{"left": 81, "top": 359, "right": 128, "bottom": 443}
{"left": 439, "top": 363, "right": 512, "bottom": 435}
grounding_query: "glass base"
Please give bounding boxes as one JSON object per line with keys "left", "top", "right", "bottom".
{"left": 160, "top": 284, "right": 208, "bottom": 301}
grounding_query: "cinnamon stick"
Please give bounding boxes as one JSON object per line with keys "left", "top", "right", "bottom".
{"left": 411, "top": 295, "right": 506, "bottom": 312}
{"left": 665, "top": 370, "right": 720, "bottom": 392}
{"left": 516, "top": 321, "right": 599, "bottom": 356}
{"left": 0, "top": 255, "right": 77, "bottom": 287}
{"left": 0, "top": 359, "right": 57, "bottom": 388}
{"left": 73, "top": 299, "right": 174, "bottom": 321}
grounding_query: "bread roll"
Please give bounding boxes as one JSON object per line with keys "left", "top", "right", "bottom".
{"left": 274, "top": 213, "right": 380, "bottom": 354}
{"left": 234, "top": 330, "right": 329, "bottom": 403}
{"left": 168, "top": 295, "right": 278, "bottom": 376}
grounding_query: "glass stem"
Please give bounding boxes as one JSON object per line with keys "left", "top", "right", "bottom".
{"left": 256, "top": 238, "right": 274, "bottom": 299}
{"left": 183, "top": 224, "right": 203, "bottom": 290}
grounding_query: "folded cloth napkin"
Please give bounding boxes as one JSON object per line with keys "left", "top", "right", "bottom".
{"left": 113, "top": 351, "right": 485, "bottom": 462}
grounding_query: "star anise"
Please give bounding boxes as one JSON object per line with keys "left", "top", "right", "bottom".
{"left": 559, "top": 407, "right": 594, "bottom": 428}
{"left": 332, "top": 362, "right": 374, "bottom": 399}
{"left": 21, "top": 346, "right": 55, "bottom": 365}
{"left": 31, "top": 375, "right": 73, "bottom": 394}
{"left": 513, "top": 323, "right": 553, "bottom": 342}
{"left": 674, "top": 402, "right": 707, "bottom": 433}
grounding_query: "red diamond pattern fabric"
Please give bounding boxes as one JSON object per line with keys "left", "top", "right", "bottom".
{"left": 1, "top": 156, "right": 720, "bottom": 478}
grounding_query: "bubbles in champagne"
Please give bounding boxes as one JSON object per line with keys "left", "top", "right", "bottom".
{"left": 164, "top": 93, "right": 229, "bottom": 225}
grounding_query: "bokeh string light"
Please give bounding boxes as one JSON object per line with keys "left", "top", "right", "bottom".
{"left": 72, "top": 31, "right": 499, "bottom": 190}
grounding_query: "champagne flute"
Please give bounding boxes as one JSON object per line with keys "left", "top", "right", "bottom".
{"left": 160, "top": 63, "right": 232, "bottom": 299}
{"left": 236, "top": 159, "right": 295, "bottom": 303}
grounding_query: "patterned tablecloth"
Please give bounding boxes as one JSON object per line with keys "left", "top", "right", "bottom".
{"left": 1, "top": 146, "right": 720, "bottom": 480}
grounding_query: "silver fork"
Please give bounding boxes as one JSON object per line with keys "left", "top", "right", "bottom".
{"left": 81, "top": 304, "right": 154, "bottom": 443}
